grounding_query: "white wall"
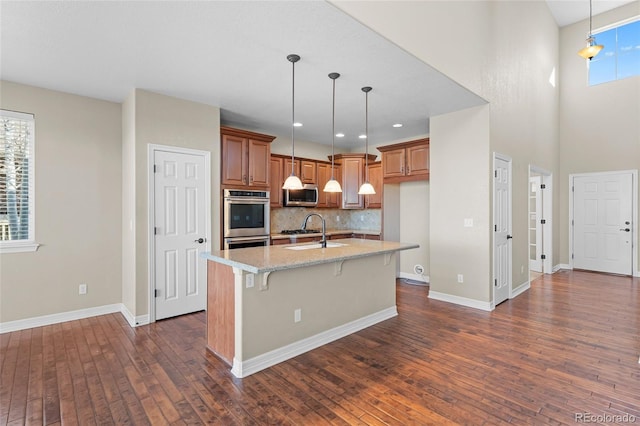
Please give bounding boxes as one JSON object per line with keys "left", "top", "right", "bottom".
{"left": 558, "top": 1, "right": 640, "bottom": 270}
{"left": 0, "top": 81, "right": 122, "bottom": 322}
{"left": 334, "top": 1, "right": 560, "bottom": 304}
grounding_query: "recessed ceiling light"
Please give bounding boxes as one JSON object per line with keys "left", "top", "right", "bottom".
{"left": 359, "top": 134, "right": 367, "bottom": 139}
{"left": 336, "top": 133, "right": 345, "bottom": 138}
{"left": 293, "top": 122, "right": 303, "bottom": 127}
{"left": 393, "top": 123, "right": 403, "bottom": 128}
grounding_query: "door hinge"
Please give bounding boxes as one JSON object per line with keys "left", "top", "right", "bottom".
{"left": 571, "top": 219, "right": 574, "bottom": 226}
{"left": 540, "top": 219, "right": 546, "bottom": 224}
{"left": 494, "top": 224, "right": 497, "bottom": 232}
{"left": 540, "top": 184, "right": 546, "bottom": 189}
{"left": 494, "top": 170, "right": 497, "bottom": 178}
{"left": 154, "top": 289, "right": 159, "bottom": 298}
{"left": 494, "top": 279, "right": 497, "bottom": 287}
{"left": 154, "top": 227, "right": 158, "bottom": 235}
{"left": 541, "top": 254, "right": 546, "bottom": 260}
{"left": 572, "top": 186, "right": 574, "bottom": 192}
{"left": 153, "top": 164, "right": 157, "bottom": 173}
{"left": 571, "top": 253, "right": 574, "bottom": 259}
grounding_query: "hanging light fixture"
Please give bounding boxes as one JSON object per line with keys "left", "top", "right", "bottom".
{"left": 323, "top": 72, "right": 342, "bottom": 193}
{"left": 282, "top": 54, "right": 304, "bottom": 190}
{"left": 578, "top": 0, "right": 604, "bottom": 60}
{"left": 358, "top": 86, "right": 375, "bottom": 195}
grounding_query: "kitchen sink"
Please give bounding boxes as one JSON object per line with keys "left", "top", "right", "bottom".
{"left": 284, "top": 242, "right": 348, "bottom": 250}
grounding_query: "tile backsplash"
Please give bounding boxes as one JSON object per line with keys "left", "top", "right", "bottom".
{"left": 271, "top": 207, "right": 381, "bottom": 232}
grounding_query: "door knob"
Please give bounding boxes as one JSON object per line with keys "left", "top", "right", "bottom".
{"left": 619, "top": 228, "right": 630, "bottom": 232}
{"left": 194, "top": 238, "right": 206, "bottom": 243}
{"left": 506, "top": 235, "right": 513, "bottom": 239}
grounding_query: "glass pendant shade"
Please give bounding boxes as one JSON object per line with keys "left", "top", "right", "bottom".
{"left": 323, "top": 178, "right": 342, "bottom": 193}
{"left": 283, "top": 174, "right": 303, "bottom": 190}
{"left": 358, "top": 182, "right": 375, "bottom": 195}
{"left": 578, "top": 37, "right": 603, "bottom": 60}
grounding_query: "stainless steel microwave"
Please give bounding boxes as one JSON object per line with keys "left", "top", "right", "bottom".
{"left": 284, "top": 184, "right": 318, "bottom": 207}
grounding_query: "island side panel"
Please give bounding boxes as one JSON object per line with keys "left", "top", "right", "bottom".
{"left": 207, "top": 261, "right": 235, "bottom": 365}
{"left": 241, "top": 252, "right": 397, "bottom": 360}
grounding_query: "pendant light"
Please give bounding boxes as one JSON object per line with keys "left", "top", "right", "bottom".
{"left": 323, "top": 72, "right": 342, "bottom": 193}
{"left": 578, "top": 0, "right": 604, "bottom": 60}
{"left": 358, "top": 86, "right": 375, "bottom": 195}
{"left": 282, "top": 54, "right": 304, "bottom": 190}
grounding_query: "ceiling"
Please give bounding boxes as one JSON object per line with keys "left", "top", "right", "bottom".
{"left": 1, "top": 1, "right": 634, "bottom": 148}
{"left": 546, "top": 0, "right": 636, "bottom": 27}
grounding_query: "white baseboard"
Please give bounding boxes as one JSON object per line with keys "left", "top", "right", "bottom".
{"left": 231, "top": 306, "right": 398, "bottom": 378}
{"left": 511, "top": 280, "right": 530, "bottom": 298}
{"left": 398, "top": 272, "right": 429, "bottom": 284}
{"left": 120, "top": 305, "right": 150, "bottom": 327}
{"left": 428, "top": 291, "right": 493, "bottom": 311}
{"left": 0, "top": 303, "right": 122, "bottom": 334}
{"left": 554, "top": 264, "right": 570, "bottom": 272}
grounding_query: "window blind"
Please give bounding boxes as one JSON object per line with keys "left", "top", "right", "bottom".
{"left": 0, "top": 110, "right": 35, "bottom": 242}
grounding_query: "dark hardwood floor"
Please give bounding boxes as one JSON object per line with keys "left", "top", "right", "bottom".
{"left": 2, "top": 270, "right": 639, "bottom": 425}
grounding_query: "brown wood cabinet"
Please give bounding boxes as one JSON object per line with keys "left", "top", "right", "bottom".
{"left": 365, "top": 161, "right": 382, "bottom": 209}
{"left": 377, "top": 138, "right": 429, "bottom": 184}
{"left": 221, "top": 126, "right": 275, "bottom": 188}
{"left": 300, "top": 160, "right": 317, "bottom": 185}
{"left": 316, "top": 162, "right": 341, "bottom": 208}
{"left": 269, "top": 155, "right": 284, "bottom": 208}
{"left": 283, "top": 157, "right": 301, "bottom": 181}
{"left": 329, "top": 153, "right": 377, "bottom": 209}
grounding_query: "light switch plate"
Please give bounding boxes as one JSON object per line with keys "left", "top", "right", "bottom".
{"left": 464, "top": 218, "right": 473, "bottom": 227}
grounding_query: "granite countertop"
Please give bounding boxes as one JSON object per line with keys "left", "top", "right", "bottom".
{"left": 201, "top": 238, "right": 418, "bottom": 274}
{"left": 270, "top": 229, "right": 381, "bottom": 240}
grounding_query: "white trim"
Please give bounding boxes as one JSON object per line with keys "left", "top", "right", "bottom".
{"left": 428, "top": 291, "right": 493, "bottom": 312}
{"left": 569, "top": 170, "right": 638, "bottom": 277}
{"left": 230, "top": 306, "right": 398, "bottom": 378}
{"left": 120, "top": 304, "right": 150, "bottom": 328}
{"left": 0, "top": 303, "right": 122, "bottom": 334}
{"left": 399, "top": 271, "right": 429, "bottom": 284}
{"left": 554, "top": 263, "right": 570, "bottom": 272}
{"left": 528, "top": 165, "right": 553, "bottom": 275}
{"left": 0, "top": 242, "right": 40, "bottom": 253}
{"left": 147, "top": 144, "right": 212, "bottom": 323}
{"left": 510, "top": 280, "right": 530, "bottom": 298}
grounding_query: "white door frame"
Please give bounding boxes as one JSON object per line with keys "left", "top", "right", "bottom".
{"left": 148, "top": 144, "right": 211, "bottom": 323}
{"left": 569, "top": 169, "right": 638, "bottom": 277}
{"left": 529, "top": 165, "right": 553, "bottom": 274}
{"left": 493, "top": 152, "right": 512, "bottom": 307}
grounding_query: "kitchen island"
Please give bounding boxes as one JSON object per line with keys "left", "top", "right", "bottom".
{"left": 202, "top": 238, "right": 418, "bottom": 378}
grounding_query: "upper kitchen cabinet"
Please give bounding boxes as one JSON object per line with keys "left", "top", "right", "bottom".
{"left": 221, "top": 126, "right": 275, "bottom": 189}
{"left": 377, "top": 138, "right": 429, "bottom": 184}
{"left": 329, "top": 153, "right": 377, "bottom": 209}
{"left": 365, "top": 161, "right": 382, "bottom": 209}
{"left": 269, "top": 155, "right": 284, "bottom": 208}
{"left": 316, "top": 161, "right": 341, "bottom": 208}
{"left": 283, "top": 157, "right": 301, "bottom": 181}
{"left": 300, "top": 160, "right": 317, "bottom": 185}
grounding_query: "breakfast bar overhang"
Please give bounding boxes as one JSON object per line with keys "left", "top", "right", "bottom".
{"left": 201, "top": 238, "right": 419, "bottom": 378}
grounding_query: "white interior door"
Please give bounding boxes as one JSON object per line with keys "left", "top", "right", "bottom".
{"left": 573, "top": 172, "right": 633, "bottom": 275}
{"left": 494, "top": 155, "right": 512, "bottom": 306}
{"left": 154, "top": 150, "right": 207, "bottom": 320}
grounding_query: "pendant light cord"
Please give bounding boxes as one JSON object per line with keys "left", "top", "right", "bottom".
{"left": 589, "top": 0, "right": 593, "bottom": 36}
{"left": 364, "top": 88, "right": 370, "bottom": 181}
{"left": 331, "top": 76, "right": 336, "bottom": 179}
{"left": 290, "top": 58, "right": 296, "bottom": 176}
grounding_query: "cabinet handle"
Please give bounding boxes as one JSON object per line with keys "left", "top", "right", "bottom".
{"left": 249, "top": 175, "right": 253, "bottom": 183}
{"left": 243, "top": 175, "right": 247, "bottom": 184}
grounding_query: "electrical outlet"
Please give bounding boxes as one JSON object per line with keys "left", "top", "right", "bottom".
{"left": 294, "top": 308, "right": 301, "bottom": 323}
{"left": 521, "top": 265, "right": 525, "bottom": 274}
{"left": 464, "top": 218, "right": 473, "bottom": 227}
{"left": 246, "top": 273, "right": 255, "bottom": 288}
{"left": 336, "top": 215, "right": 340, "bottom": 222}
{"left": 79, "top": 284, "right": 87, "bottom": 295}
{"left": 457, "top": 274, "right": 464, "bottom": 283}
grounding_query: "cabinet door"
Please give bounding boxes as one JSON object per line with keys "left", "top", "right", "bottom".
{"left": 341, "top": 157, "right": 364, "bottom": 209}
{"left": 248, "top": 139, "right": 270, "bottom": 187}
{"left": 221, "top": 134, "right": 247, "bottom": 186}
{"left": 269, "top": 156, "right": 284, "bottom": 208}
{"left": 382, "top": 148, "right": 405, "bottom": 179}
{"left": 366, "top": 162, "right": 382, "bottom": 208}
{"left": 316, "top": 162, "right": 340, "bottom": 208}
{"left": 283, "top": 157, "right": 301, "bottom": 180}
{"left": 300, "top": 160, "right": 317, "bottom": 185}
{"left": 406, "top": 144, "right": 429, "bottom": 177}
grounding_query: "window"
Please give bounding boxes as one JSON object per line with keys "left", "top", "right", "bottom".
{"left": 0, "top": 110, "right": 38, "bottom": 253}
{"left": 589, "top": 18, "right": 640, "bottom": 86}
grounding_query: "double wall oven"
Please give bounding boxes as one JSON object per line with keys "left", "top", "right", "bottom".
{"left": 223, "top": 189, "right": 270, "bottom": 249}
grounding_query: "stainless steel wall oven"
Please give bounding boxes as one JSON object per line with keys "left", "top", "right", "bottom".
{"left": 223, "top": 189, "right": 270, "bottom": 249}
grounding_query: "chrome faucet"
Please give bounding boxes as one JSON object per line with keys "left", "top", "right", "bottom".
{"left": 301, "top": 213, "right": 327, "bottom": 248}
